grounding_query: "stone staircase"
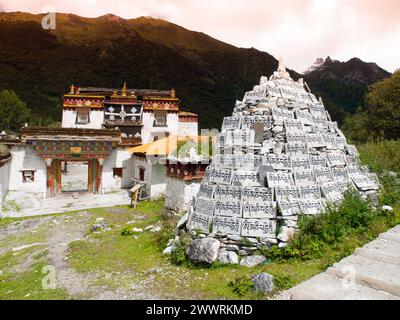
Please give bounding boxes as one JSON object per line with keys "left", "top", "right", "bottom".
{"left": 273, "top": 225, "right": 400, "bottom": 300}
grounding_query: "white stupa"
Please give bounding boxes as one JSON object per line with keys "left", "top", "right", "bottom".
{"left": 186, "top": 59, "right": 380, "bottom": 247}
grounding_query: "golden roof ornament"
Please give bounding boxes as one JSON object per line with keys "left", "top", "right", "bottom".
{"left": 122, "top": 82, "right": 127, "bottom": 97}
{"left": 171, "top": 88, "right": 176, "bottom": 98}
{"left": 70, "top": 84, "right": 75, "bottom": 94}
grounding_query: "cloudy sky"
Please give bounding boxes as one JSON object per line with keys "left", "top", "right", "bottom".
{"left": 1, "top": 0, "right": 399, "bottom": 72}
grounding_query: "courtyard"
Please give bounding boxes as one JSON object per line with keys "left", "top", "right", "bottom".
{"left": 0, "top": 198, "right": 328, "bottom": 300}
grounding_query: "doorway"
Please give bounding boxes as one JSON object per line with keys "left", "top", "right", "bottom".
{"left": 61, "top": 160, "right": 89, "bottom": 192}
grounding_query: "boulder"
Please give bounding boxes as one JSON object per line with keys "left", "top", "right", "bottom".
{"left": 163, "top": 245, "right": 175, "bottom": 255}
{"left": 92, "top": 221, "right": 109, "bottom": 232}
{"left": 251, "top": 273, "right": 275, "bottom": 293}
{"left": 186, "top": 238, "right": 220, "bottom": 264}
{"left": 239, "top": 255, "right": 266, "bottom": 267}
{"left": 277, "top": 226, "right": 295, "bottom": 242}
{"left": 278, "top": 242, "right": 288, "bottom": 249}
{"left": 227, "top": 235, "right": 242, "bottom": 241}
{"left": 217, "top": 251, "right": 239, "bottom": 264}
{"left": 132, "top": 227, "right": 143, "bottom": 232}
{"left": 382, "top": 205, "right": 394, "bottom": 212}
{"left": 226, "top": 244, "right": 239, "bottom": 251}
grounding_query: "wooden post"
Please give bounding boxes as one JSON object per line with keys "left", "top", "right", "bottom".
{"left": 45, "top": 158, "right": 54, "bottom": 198}
{"left": 96, "top": 158, "right": 104, "bottom": 194}
{"left": 130, "top": 184, "right": 143, "bottom": 208}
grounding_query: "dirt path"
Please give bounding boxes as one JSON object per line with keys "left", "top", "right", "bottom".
{"left": 0, "top": 212, "right": 160, "bottom": 299}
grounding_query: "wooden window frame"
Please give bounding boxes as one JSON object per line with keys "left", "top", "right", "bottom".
{"left": 76, "top": 107, "right": 90, "bottom": 124}
{"left": 138, "top": 166, "right": 145, "bottom": 181}
{"left": 21, "top": 170, "right": 35, "bottom": 183}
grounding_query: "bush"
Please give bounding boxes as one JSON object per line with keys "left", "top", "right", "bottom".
{"left": 155, "top": 218, "right": 176, "bottom": 250}
{"left": 121, "top": 226, "right": 134, "bottom": 236}
{"left": 262, "top": 190, "right": 400, "bottom": 264}
{"left": 273, "top": 274, "right": 295, "bottom": 290}
{"left": 170, "top": 233, "right": 192, "bottom": 266}
{"left": 229, "top": 276, "right": 254, "bottom": 296}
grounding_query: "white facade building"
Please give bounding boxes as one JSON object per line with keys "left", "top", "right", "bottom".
{"left": 8, "top": 145, "right": 47, "bottom": 198}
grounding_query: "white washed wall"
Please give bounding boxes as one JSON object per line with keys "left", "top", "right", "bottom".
{"left": 141, "top": 112, "right": 180, "bottom": 144}
{"left": 131, "top": 156, "right": 167, "bottom": 199}
{"left": 165, "top": 177, "right": 201, "bottom": 213}
{"left": 62, "top": 110, "right": 104, "bottom": 129}
{"left": 132, "top": 155, "right": 150, "bottom": 182}
{"left": 150, "top": 163, "right": 166, "bottom": 199}
{"left": 102, "top": 148, "right": 133, "bottom": 193}
{"left": 8, "top": 146, "right": 47, "bottom": 197}
{"left": 0, "top": 159, "right": 11, "bottom": 207}
{"left": 178, "top": 121, "right": 198, "bottom": 137}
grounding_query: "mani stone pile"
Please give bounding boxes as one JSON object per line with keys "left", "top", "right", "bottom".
{"left": 185, "top": 60, "right": 380, "bottom": 254}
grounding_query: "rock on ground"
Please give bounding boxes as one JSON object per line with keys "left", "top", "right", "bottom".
{"left": 91, "top": 221, "right": 109, "bottom": 232}
{"left": 252, "top": 273, "right": 275, "bottom": 293}
{"left": 186, "top": 238, "right": 220, "bottom": 264}
{"left": 240, "top": 255, "right": 266, "bottom": 267}
{"left": 217, "top": 251, "right": 239, "bottom": 264}
{"left": 163, "top": 245, "right": 175, "bottom": 255}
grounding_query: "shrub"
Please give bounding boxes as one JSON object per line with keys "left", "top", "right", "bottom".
{"left": 273, "top": 274, "right": 295, "bottom": 290}
{"left": 155, "top": 218, "right": 176, "bottom": 250}
{"left": 229, "top": 276, "right": 254, "bottom": 296}
{"left": 262, "top": 190, "right": 400, "bottom": 263}
{"left": 121, "top": 226, "right": 134, "bottom": 236}
{"left": 170, "top": 233, "right": 192, "bottom": 266}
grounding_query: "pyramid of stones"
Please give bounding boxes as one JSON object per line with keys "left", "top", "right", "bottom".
{"left": 187, "top": 60, "right": 380, "bottom": 246}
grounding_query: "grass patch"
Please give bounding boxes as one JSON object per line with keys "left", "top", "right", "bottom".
{"left": 0, "top": 248, "right": 69, "bottom": 300}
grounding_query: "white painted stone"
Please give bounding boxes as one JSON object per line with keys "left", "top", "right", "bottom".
{"left": 240, "top": 255, "right": 266, "bottom": 267}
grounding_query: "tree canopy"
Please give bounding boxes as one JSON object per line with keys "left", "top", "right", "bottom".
{"left": 343, "top": 70, "right": 400, "bottom": 142}
{"left": 0, "top": 89, "right": 31, "bottom": 133}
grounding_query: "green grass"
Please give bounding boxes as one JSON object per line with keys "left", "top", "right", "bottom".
{"left": 0, "top": 248, "right": 69, "bottom": 300}
{"left": 64, "top": 198, "right": 324, "bottom": 299}
{"left": 358, "top": 140, "right": 400, "bottom": 173}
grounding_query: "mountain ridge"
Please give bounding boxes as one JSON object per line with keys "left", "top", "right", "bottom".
{"left": 304, "top": 56, "right": 390, "bottom": 85}
{"left": 0, "top": 11, "right": 392, "bottom": 128}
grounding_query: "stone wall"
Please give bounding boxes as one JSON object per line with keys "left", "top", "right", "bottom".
{"left": 165, "top": 176, "right": 201, "bottom": 213}
{"left": 185, "top": 62, "right": 379, "bottom": 251}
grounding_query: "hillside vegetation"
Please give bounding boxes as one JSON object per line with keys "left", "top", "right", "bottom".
{"left": 0, "top": 12, "right": 390, "bottom": 129}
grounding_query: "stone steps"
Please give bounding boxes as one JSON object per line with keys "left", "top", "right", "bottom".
{"left": 284, "top": 273, "right": 398, "bottom": 300}
{"left": 273, "top": 225, "right": 400, "bottom": 300}
{"left": 327, "top": 255, "right": 400, "bottom": 298}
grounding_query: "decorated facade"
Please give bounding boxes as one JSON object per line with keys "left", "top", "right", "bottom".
{"left": 62, "top": 84, "right": 198, "bottom": 143}
{"left": 0, "top": 83, "right": 200, "bottom": 211}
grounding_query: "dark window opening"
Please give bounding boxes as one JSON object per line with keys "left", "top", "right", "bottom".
{"left": 113, "top": 167, "right": 123, "bottom": 178}
{"left": 76, "top": 108, "right": 90, "bottom": 124}
{"left": 153, "top": 110, "right": 167, "bottom": 127}
{"left": 21, "top": 170, "right": 35, "bottom": 183}
{"left": 139, "top": 167, "right": 145, "bottom": 181}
